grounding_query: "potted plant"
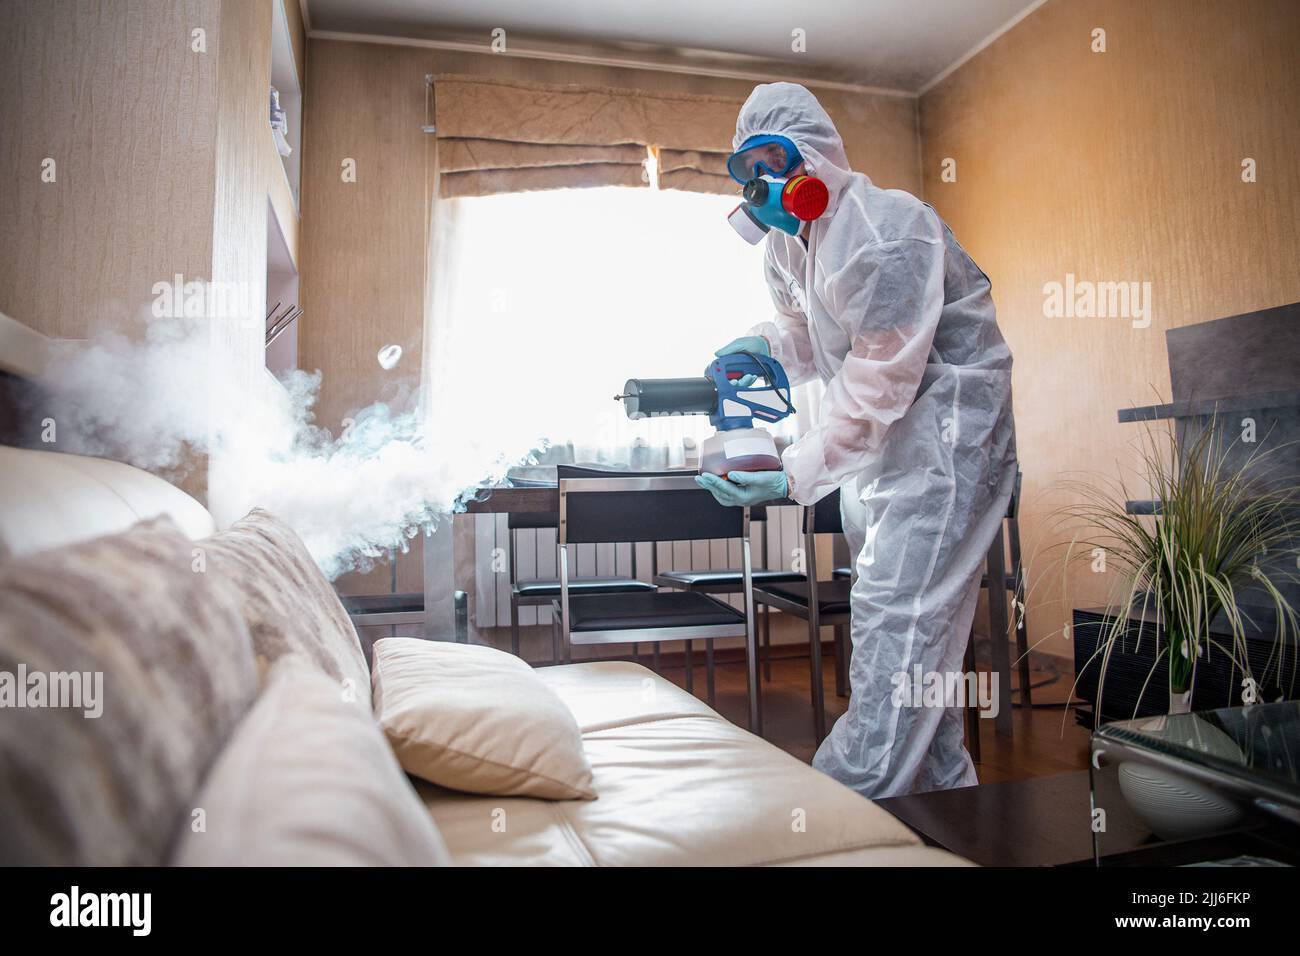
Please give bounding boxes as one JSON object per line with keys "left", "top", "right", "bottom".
{"left": 1063, "top": 416, "right": 1298, "bottom": 716}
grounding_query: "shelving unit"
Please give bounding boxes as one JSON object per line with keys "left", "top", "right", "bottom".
{"left": 265, "top": 0, "right": 302, "bottom": 377}
{"left": 1117, "top": 388, "right": 1300, "bottom": 424}
{"left": 1098, "top": 304, "right": 1300, "bottom": 694}
{"left": 269, "top": 0, "right": 302, "bottom": 212}
{"left": 1114, "top": 303, "right": 1299, "bottom": 517}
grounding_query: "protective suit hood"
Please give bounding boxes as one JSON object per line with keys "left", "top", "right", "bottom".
{"left": 733, "top": 83, "right": 856, "bottom": 218}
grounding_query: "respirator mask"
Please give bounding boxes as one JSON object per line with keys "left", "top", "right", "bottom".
{"left": 725, "top": 134, "right": 829, "bottom": 245}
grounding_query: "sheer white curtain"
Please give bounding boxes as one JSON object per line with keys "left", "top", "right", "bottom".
{"left": 423, "top": 186, "right": 823, "bottom": 477}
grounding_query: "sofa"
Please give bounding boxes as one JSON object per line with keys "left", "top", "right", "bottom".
{"left": 0, "top": 444, "right": 968, "bottom": 866}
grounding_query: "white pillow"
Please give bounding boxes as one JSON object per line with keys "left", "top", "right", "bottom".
{"left": 173, "top": 658, "right": 450, "bottom": 866}
{"left": 372, "top": 638, "right": 596, "bottom": 800}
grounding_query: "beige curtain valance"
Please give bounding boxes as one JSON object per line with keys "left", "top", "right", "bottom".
{"left": 656, "top": 148, "right": 730, "bottom": 175}
{"left": 438, "top": 138, "right": 648, "bottom": 174}
{"left": 659, "top": 168, "right": 735, "bottom": 196}
{"left": 442, "top": 162, "right": 649, "bottom": 199}
{"left": 432, "top": 75, "right": 742, "bottom": 198}
{"left": 656, "top": 147, "right": 734, "bottom": 195}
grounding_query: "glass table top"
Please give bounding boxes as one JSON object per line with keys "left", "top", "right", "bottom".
{"left": 1095, "top": 701, "right": 1300, "bottom": 793}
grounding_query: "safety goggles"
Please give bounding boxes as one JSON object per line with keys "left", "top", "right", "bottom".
{"left": 726, "top": 134, "right": 803, "bottom": 184}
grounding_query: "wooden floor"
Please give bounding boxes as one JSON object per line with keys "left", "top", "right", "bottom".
{"left": 475, "top": 618, "right": 1093, "bottom": 784}
{"left": 660, "top": 645, "right": 1093, "bottom": 781}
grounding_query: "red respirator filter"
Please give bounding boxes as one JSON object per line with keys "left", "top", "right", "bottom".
{"left": 781, "top": 175, "right": 830, "bottom": 221}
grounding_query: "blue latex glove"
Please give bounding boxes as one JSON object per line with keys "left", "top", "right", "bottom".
{"left": 695, "top": 470, "right": 788, "bottom": 507}
{"left": 715, "top": 335, "right": 769, "bottom": 358}
{"left": 715, "top": 335, "right": 770, "bottom": 388}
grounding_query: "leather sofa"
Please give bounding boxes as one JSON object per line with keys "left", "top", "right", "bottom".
{"left": 0, "top": 444, "right": 969, "bottom": 866}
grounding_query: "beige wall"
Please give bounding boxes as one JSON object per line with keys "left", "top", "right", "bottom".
{"left": 919, "top": 0, "right": 1300, "bottom": 658}
{"left": 300, "top": 37, "right": 922, "bottom": 596}
{"left": 299, "top": 39, "right": 429, "bottom": 436}
{"left": 211, "top": 0, "right": 273, "bottom": 383}
{"left": 206, "top": 0, "right": 275, "bottom": 518}
{"left": 0, "top": 0, "right": 220, "bottom": 337}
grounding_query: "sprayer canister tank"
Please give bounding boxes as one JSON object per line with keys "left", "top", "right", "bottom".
{"left": 699, "top": 427, "right": 781, "bottom": 476}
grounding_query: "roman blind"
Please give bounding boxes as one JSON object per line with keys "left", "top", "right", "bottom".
{"left": 431, "top": 75, "right": 740, "bottom": 198}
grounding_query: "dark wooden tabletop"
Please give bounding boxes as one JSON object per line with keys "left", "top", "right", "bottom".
{"left": 461, "top": 486, "right": 558, "bottom": 514}
{"left": 874, "top": 770, "right": 1152, "bottom": 867}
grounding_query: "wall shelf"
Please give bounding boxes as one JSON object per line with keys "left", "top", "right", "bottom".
{"left": 266, "top": 133, "right": 298, "bottom": 272}
{"left": 1117, "top": 388, "right": 1300, "bottom": 423}
{"left": 264, "top": 0, "right": 303, "bottom": 378}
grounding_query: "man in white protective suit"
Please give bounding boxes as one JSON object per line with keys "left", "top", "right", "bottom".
{"left": 696, "top": 82, "right": 1017, "bottom": 797}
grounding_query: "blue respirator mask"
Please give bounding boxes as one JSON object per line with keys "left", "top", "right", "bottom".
{"left": 725, "top": 135, "right": 830, "bottom": 245}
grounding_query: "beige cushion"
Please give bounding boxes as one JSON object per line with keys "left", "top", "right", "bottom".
{"left": 418, "top": 661, "right": 971, "bottom": 866}
{"left": 173, "top": 658, "right": 449, "bottom": 866}
{"left": 0, "top": 517, "right": 257, "bottom": 865}
{"left": 201, "top": 509, "right": 369, "bottom": 702}
{"left": 373, "top": 638, "right": 595, "bottom": 800}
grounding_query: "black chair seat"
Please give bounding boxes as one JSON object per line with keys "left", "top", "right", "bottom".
{"left": 831, "top": 566, "right": 852, "bottom": 579}
{"left": 656, "top": 568, "right": 805, "bottom": 588}
{"left": 340, "top": 592, "right": 424, "bottom": 614}
{"left": 516, "top": 576, "right": 657, "bottom": 598}
{"left": 755, "top": 579, "right": 854, "bottom": 616}
{"left": 563, "top": 591, "right": 744, "bottom": 632}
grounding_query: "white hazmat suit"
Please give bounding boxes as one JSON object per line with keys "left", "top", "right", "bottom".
{"left": 738, "top": 84, "right": 1017, "bottom": 797}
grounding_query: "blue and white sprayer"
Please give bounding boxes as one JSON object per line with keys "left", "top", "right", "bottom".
{"left": 616, "top": 352, "right": 796, "bottom": 476}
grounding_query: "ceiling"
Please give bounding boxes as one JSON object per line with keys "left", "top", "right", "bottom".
{"left": 305, "top": 0, "right": 1043, "bottom": 93}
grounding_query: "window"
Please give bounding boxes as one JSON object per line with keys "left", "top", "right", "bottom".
{"left": 424, "top": 186, "right": 813, "bottom": 475}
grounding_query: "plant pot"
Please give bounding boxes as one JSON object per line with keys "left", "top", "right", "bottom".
{"left": 1169, "top": 689, "right": 1193, "bottom": 714}
{"left": 1116, "top": 715, "right": 1248, "bottom": 841}
{"left": 1117, "top": 761, "right": 1244, "bottom": 841}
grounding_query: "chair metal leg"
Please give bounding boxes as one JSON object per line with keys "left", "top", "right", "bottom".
{"left": 705, "top": 639, "right": 716, "bottom": 705}
{"left": 804, "top": 528, "right": 826, "bottom": 741}
{"left": 510, "top": 596, "right": 521, "bottom": 658}
{"left": 684, "top": 640, "right": 693, "bottom": 694}
{"left": 834, "top": 624, "right": 848, "bottom": 698}
{"left": 808, "top": 613, "right": 826, "bottom": 742}
{"left": 762, "top": 604, "right": 773, "bottom": 681}
{"left": 742, "top": 535, "right": 762, "bottom": 736}
{"left": 508, "top": 531, "right": 520, "bottom": 656}
{"left": 964, "top": 626, "right": 981, "bottom": 763}
{"left": 985, "top": 525, "right": 1012, "bottom": 737}
{"left": 551, "top": 615, "right": 562, "bottom": 666}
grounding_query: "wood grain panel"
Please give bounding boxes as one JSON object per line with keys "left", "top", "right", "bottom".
{"left": 299, "top": 39, "right": 428, "bottom": 433}
{"left": 0, "top": 0, "right": 275, "bottom": 509}
{"left": 919, "top": 0, "right": 1300, "bottom": 659}
{"left": 299, "top": 39, "right": 429, "bottom": 596}
{"left": 205, "top": 0, "right": 275, "bottom": 521}
{"left": 0, "top": 0, "right": 219, "bottom": 336}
